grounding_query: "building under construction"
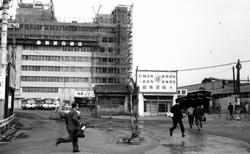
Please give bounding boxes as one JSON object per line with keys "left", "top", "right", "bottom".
{"left": 7, "top": 1, "right": 133, "bottom": 104}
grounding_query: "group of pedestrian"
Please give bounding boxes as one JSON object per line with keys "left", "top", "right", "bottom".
{"left": 169, "top": 100, "right": 206, "bottom": 137}
{"left": 227, "top": 102, "right": 249, "bottom": 120}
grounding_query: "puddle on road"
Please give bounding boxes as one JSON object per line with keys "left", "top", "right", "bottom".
{"left": 158, "top": 133, "right": 250, "bottom": 154}
{"left": 161, "top": 141, "right": 204, "bottom": 152}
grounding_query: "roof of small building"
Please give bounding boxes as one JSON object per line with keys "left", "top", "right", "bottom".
{"left": 94, "top": 85, "right": 129, "bottom": 94}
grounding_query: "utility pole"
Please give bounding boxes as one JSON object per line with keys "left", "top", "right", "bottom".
{"left": 236, "top": 59, "right": 242, "bottom": 96}
{"left": 235, "top": 59, "right": 242, "bottom": 120}
{"left": 232, "top": 66, "right": 236, "bottom": 94}
{"left": 0, "top": 0, "right": 10, "bottom": 119}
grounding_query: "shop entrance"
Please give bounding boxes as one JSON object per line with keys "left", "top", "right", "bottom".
{"left": 144, "top": 95, "right": 173, "bottom": 116}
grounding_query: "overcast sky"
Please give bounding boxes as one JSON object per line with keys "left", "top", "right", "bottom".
{"left": 10, "top": 0, "right": 250, "bottom": 86}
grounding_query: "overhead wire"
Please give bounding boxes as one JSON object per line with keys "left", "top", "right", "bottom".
{"left": 178, "top": 62, "right": 237, "bottom": 72}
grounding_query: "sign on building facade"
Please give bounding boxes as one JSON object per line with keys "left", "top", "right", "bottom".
{"left": 74, "top": 90, "right": 95, "bottom": 98}
{"left": 137, "top": 70, "right": 178, "bottom": 93}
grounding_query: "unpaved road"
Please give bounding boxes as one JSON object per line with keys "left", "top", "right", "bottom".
{"left": 0, "top": 110, "right": 250, "bottom": 154}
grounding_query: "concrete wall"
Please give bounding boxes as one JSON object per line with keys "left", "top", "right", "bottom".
{"left": 213, "top": 96, "right": 237, "bottom": 112}
{"left": 213, "top": 95, "right": 250, "bottom": 112}
{"left": 96, "top": 95, "right": 129, "bottom": 115}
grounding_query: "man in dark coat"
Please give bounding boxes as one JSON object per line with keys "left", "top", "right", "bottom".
{"left": 56, "top": 102, "right": 81, "bottom": 153}
{"left": 194, "top": 105, "right": 204, "bottom": 131}
{"left": 169, "top": 101, "right": 186, "bottom": 137}
{"left": 227, "top": 102, "right": 234, "bottom": 120}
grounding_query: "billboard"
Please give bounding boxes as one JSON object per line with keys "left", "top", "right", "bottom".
{"left": 74, "top": 90, "right": 95, "bottom": 98}
{"left": 137, "top": 70, "right": 177, "bottom": 93}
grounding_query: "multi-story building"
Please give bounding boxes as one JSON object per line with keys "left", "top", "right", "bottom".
{"left": 7, "top": 1, "right": 133, "bottom": 104}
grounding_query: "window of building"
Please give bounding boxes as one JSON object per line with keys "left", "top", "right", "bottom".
{"left": 102, "top": 37, "right": 108, "bottom": 43}
{"left": 108, "top": 48, "right": 113, "bottom": 53}
{"left": 22, "top": 87, "right": 58, "bottom": 93}
{"left": 102, "top": 78, "right": 107, "bottom": 83}
{"left": 100, "top": 47, "right": 105, "bottom": 52}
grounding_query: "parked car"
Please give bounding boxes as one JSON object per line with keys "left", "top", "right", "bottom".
{"left": 35, "top": 98, "right": 45, "bottom": 110}
{"left": 42, "top": 98, "right": 57, "bottom": 110}
{"left": 21, "top": 99, "right": 27, "bottom": 110}
{"left": 25, "top": 98, "right": 37, "bottom": 110}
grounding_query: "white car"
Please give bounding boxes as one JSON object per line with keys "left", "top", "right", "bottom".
{"left": 26, "top": 103, "right": 37, "bottom": 110}
{"left": 43, "top": 103, "right": 57, "bottom": 110}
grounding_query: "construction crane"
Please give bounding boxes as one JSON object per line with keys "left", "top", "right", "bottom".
{"left": 92, "top": 4, "right": 101, "bottom": 23}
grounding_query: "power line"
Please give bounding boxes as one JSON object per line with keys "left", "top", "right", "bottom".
{"left": 178, "top": 59, "right": 250, "bottom": 72}
{"left": 178, "top": 62, "right": 236, "bottom": 72}
{"left": 241, "top": 59, "right": 250, "bottom": 63}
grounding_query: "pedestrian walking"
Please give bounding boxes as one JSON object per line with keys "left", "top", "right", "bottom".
{"left": 227, "top": 102, "right": 234, "bottom": 120}
{"left": 193, "top": 105, "right": 205, "bottom": 131}
{"left": 186, "top": 106, "right": 194, "bottom": 128}
{"left": 244, "top": 103, "right": 249, "bottom": 119}
{"left": 56, "top": 102, "right": 81, "bottom": 153}
{"left": 169, "top": 101, "right": 186, "bottom": 137}
{"left": 217, "top": 103, "right": 222, "bottom": 118}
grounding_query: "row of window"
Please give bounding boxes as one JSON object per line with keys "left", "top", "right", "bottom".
{"left": 18, "top": 24, "right": 118, "bottom": 33}
{"left": 21, "top": 76, "right": 89, "bottom": 83}
{"left": 96, "top": 67, "right": 125, "bottom": 73}
{"left": 22, "top": 55, "right": 91, "bottom": 62}
{"left": 23, "top": 45, "right": 97, "bottom": 52}
{"left": 102, "top": 37, "right": 116, "bottom": 43}
{"left": 22, "top": 55, "right": 124, "bottom": 64}
{"left": 9, "top": 33, "right": 98, "bottom": 41}
{"left": 22, "top": 66, "right": 91, "bottom": 72}
{"left": 22, "top": 87, "right": 58, "bottom": 93}
{"left": 21, "top": 76, "right": 126, "bottom": 84}
{"left": 95, "top": 77, "right": 126, "bottom": 83}
{"left": 22, "top": 45, "right": 123, "bottom": 54}
{"left": 21, "top": 65, "right": 127, "bottom": 73}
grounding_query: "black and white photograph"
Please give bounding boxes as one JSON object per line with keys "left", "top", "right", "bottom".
{"left": 0, "top": 0, "right": 250, "bottom": 153}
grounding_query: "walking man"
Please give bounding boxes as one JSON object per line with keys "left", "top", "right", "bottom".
{"left": 186, "top": 106, "right": 194, "bottom": 128}
{"left": 169, "top": 101, "right": 186, "bottom": 137}
{"left": 56, "top": 102, "right": 81, "bottom": 153}
{"left": 194, "top": 105, "right": 205, "bottom": 131}
{"left": 217, "top": 103, "right": 222, "bottom": 118}
{"left": 244, "top": 103, "right": 249, "bottom": 119}
{"left": 227, "top": 102, "right": 234, "bottom": 120}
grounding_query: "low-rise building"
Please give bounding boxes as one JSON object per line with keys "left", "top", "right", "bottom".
{"left": 136, "top": 70, "right": 178, "bottom": 117}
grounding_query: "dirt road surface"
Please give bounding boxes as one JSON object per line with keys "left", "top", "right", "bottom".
{"left": 0, "top": 110, "right": 250, "bottom": 154}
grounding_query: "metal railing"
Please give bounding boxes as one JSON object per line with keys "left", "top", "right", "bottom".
{"left": 0, "top": 114, "right": 15, "bottom": 129}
